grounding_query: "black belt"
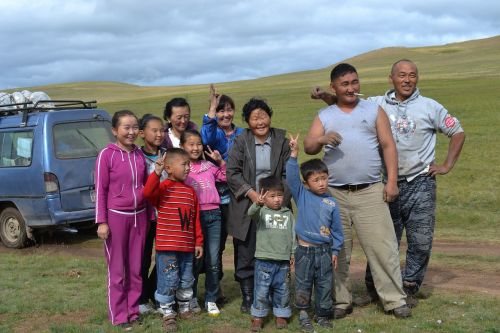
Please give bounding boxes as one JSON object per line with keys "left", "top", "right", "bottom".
{"left": 333, "top": 183, "right": 374, "bottom": 191}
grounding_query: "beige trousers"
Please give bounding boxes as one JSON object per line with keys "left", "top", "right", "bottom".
{"left": 330, "top": 182, "right": 406, "bottom": 311}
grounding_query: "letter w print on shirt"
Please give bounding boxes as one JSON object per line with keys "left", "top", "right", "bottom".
{"left": 178, "top": 208, "right": 192, "bottom": 231}
{"left": 265, "top": 213, "right": 289, "bottom": 230}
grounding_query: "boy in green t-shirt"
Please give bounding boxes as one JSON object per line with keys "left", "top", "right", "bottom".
{"left": 247, "top": 176, "right": 296, "bottom": 332}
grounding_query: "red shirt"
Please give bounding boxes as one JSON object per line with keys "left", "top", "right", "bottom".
{"left": 144, "top": 173, "right": 203, "bottom": 252}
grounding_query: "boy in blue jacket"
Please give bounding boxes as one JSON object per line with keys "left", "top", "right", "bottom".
{"left": 285, "top": 134, "right": 343, "bottom": 332}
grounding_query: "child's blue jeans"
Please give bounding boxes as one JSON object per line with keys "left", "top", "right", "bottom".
{"left": 251, "top": 259, "right": 292, "bottom": 318}
{"left": 193, "top": 208, "right": 221, "bottom": 305}
{"left": 155, "top": 251, "right": 194, "bottom": 305}
{"left": 294, "top": 244, "right": 333, "bottom": 318}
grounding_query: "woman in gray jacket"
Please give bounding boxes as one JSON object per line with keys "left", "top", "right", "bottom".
{"left": 226, "top": 98, "right": 291, "bottom": 313}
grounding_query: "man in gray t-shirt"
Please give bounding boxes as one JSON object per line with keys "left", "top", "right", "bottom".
{"left": 312, "top": 59, "right": 465, "bottom": 307}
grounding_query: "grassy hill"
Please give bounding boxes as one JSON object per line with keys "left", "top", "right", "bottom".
{"left": 7, "top": 35, "right": 500, "bottom": 242}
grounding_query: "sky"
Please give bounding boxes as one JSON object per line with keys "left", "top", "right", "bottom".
{"left": 1, "top": 0, "right": 499, "bottom": 89}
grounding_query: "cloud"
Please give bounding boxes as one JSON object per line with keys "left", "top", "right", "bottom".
{"left": 0, "top": 0, "right": 499, "bottom": 88}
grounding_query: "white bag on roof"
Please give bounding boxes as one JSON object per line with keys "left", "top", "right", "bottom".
{"left": 30, "top": 91, "right": 54, "bottom": 108}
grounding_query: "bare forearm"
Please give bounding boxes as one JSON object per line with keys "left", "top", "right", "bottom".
{"left": 303, "top": 136, "right": 323, "bottom": 155}
{"left": 444, "top": 132, "right": 465, "bottom": 170}
{"left": 382, "top": 144, "right": 398, "bottom": 183}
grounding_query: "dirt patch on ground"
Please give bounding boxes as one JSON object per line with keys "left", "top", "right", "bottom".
{"left": 2, "top": 236, "right": 499, "bottom": 297}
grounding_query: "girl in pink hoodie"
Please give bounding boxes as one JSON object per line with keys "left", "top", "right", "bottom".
{"left": 181, "top": 129, "right": 226, "bottom": 317}
{"left": 95, "top": 110, "right": 152, "bottom": 329}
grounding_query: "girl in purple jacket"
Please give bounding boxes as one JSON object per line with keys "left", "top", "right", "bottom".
{"left": 95, "top": 110, "right": 152, "bottom": 330}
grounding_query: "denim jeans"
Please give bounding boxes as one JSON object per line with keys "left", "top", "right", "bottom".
{"left": 294, "top": 244, "right": 333, "bottom": 317}
{"left": 251, "top": 259, "right": 292, "bottom": 318}
{"left": 193, "top": 209, "right": 221, "bottom": 304}
{"left": 155, "top": 251, "right": 194, "bottom": 305}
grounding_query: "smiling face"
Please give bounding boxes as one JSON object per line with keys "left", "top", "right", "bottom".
{"left": 248, "top": 108, "right": 271, "bottom": 141}
{"left": 390, "top": 61, "right": 419, "bottom": 101}
{"left": 168, "top": 106, "right": 191, "bottom": 137}
{"left": 216, "top": 102, "right": 235, "bottom": 130}
{"left": 181, "top": 133, "right": 203, "bottom": 162}
{"left": 263, "top": 189, "right": 284, "bottom": 210}
{"left": 139, "top": 118, "right": 164, "bottom": 152}
{"left": 112, "top": 115, "right": 139, "bottom": 151}
{"left": 305, "top": 171, "right": 329, "bottom": 195}
{"left": 330, "top": 71, "right": 361, "bottom": 106}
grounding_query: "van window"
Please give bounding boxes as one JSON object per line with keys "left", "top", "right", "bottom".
{"left": 54, "top": 121, "right": 113, "bottom": 159}
{"left": 0, "top": 130, "right": 34, "bottom": 167}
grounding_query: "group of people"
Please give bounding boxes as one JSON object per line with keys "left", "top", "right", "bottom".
{"left": 94, "top": 58, "right": 465, "bottom": 332}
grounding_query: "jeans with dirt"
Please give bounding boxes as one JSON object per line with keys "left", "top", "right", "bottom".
{"left": 251, "top": 259, "right": 292, "bottom": 318}
{"left": 155, "top": 251, "right": 194, "bottom": 306}
{"left": 294, "top": 244, "right": 333, "bottom": 318}
{"left": 193, "top": 209, "right": 222, "bottom": 305}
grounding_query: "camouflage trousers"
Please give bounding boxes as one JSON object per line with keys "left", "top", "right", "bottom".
{"left": 365, "top": 175, "right": 436, "bottom": 295}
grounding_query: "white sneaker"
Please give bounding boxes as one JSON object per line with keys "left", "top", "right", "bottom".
{"left": 158, "top": 303, "right": 176, "bottom": 319}
{"left": 206, "top": 301, "right": 220, "bottom": 317}
{"left": 190, "top": 297, "right": 202, "bottom": 314}
{"left": 139, "top": 303, "right": 155, "bottom": 314}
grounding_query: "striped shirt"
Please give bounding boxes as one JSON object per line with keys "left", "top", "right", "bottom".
{"left": 144, "top": 173, "right": 203, "bottom": 252}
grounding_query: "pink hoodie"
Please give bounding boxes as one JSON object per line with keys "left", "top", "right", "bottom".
{"left": 95, "top": 143, "right": 153, "bottom": 223}
{"left": 184, "top": 160, "right": 226, "bottom": 211}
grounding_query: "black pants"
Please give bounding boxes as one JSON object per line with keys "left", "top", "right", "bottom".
{"left": 218, "top": 203, "right": 229, "bottom": 281}
{"left": 233, "top": 219, "right": 256, "bottom": 282}
{"left": 141, "top": 221, "right": 157, "bottom": 303}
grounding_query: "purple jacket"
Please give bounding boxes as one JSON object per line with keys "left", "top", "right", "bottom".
{"left": 95, "top": 143, "right": 152, "bottom": 223}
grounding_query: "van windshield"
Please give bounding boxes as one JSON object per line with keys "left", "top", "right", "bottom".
{"left": 54, "top": 121, "right": 113, "bottom": 159}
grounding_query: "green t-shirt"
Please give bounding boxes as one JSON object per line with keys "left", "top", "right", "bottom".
{"left": 248, "top": 203, "right": 296, "bottom": 261}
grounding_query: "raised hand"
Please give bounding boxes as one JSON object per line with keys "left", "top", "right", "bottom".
{"left": 289, "top": 133, "right": 300, "bottom": 157}
{"left": 154, "top": 151, "right": 167, "bottom": 176}
{"left": 208, "top": 84, "right": 221, "bottom": 117}
{"left": 205, "top": 145, "right": 223, "bottom": 165}
{"left": 257, "top": 188, "right": 268, "bottom": 206}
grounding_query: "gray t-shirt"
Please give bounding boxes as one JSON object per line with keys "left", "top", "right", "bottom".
{"left": 254, "top": 135, "right": 271, "bottom": 191}
{"left": 318, "top": 99, "right": 382, "bottom": 186}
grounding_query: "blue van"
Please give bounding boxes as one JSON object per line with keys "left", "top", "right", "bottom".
{"left": 0, "top": 100, "right": 114, "bottom": 248}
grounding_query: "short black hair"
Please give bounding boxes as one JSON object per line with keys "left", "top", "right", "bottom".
{"left": 330, "top": 63, "right": 358, "bottom": 82}
{"left": 259, "top": 176, "right": 284, "bottom": 193}
{"left": 139, "top": 113, "right": 163, "bottom": 130}
{"left": 112, "top": 109, "right": 138, "bottom": 128}
{"left": 300, "top": 159, "right": 329, "bottom": 181}
{"left": 165, "top": 147, "right": 188, "bottom": 164}
{"left": 216, "top": 95, "right": 235, "bottom": 112}
{"left": 164, "top": 97, "right": 191, "bottom": 121}
{"left": 241, "top": 98, "right": 273, "bottom": 123}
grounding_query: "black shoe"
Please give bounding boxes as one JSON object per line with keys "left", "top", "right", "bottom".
{"left": 333, "top": 306, "right": 353, "bottom": 319}
{"left": 314, "top": 316, "right": 333, "bottom": 328}
{"left": 240, "top": 278, "right": 254, "bottom": 314}
{"left": 391, "top": 304, "right": 412, "bottom": 318}
{"left": 406, "top": 294, "right": 419, "bottom": 308}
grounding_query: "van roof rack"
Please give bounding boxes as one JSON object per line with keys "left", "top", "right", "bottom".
{"left": 0, "top": 100, "right": 97, "bottom": 127}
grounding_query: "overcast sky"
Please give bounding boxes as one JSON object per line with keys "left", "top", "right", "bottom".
{"left": 1, "top": 0, "right": 499, "bottom": 89}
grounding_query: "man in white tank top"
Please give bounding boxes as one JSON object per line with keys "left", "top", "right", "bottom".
{"left": 304, "top": 63, "right": 411, "bottom": 319}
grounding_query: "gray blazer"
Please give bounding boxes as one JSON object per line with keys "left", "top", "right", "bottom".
{"left": 226, "top": 128, "right": 291, "bottom": 241}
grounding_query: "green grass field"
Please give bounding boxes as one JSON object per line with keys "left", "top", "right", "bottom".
{"left": 1, "top": 36, "right": 499, "bottom": 332}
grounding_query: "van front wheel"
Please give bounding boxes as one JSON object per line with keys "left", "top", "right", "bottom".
{"left": 0, "top": 207, "right": 28, "bottom": 248}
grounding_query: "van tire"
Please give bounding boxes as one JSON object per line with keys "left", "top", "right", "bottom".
{"left": 0, "top": 207, "right": 28, "bottom": 248}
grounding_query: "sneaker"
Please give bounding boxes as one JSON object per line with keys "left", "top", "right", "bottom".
{"left": 276, "top": 317, "right": 288, "bottom": 329}
{"left": 299, "top": 316, "right": 314, "bottom": 332}
{"left": 391, "top": 304, "right": 412, "bottom": 318}
{"left": 178, "top": 300, "right": 192, "bottom": 319}
{"left": 333, "top": 306, "right": 353, "bottom": 319}
{"left": 314, "top": 315, "right": 333, "bottom": 328}
{"left": 158, "top": 303, "right": 177, "bottom": 319}
{"left": 139, "top": 303, "right": 155, "bottom": 314}
{"left": 189, "top": 297, "right": 202, "bottom": 314}
{"left": 250, "top": 317, "right": 263, "bottom": 332}
{"left": 353, "top": 292, "right": 379, "bottom": 307}
{"left": 206, "top": 302, "right": 220, "bottom": 317}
